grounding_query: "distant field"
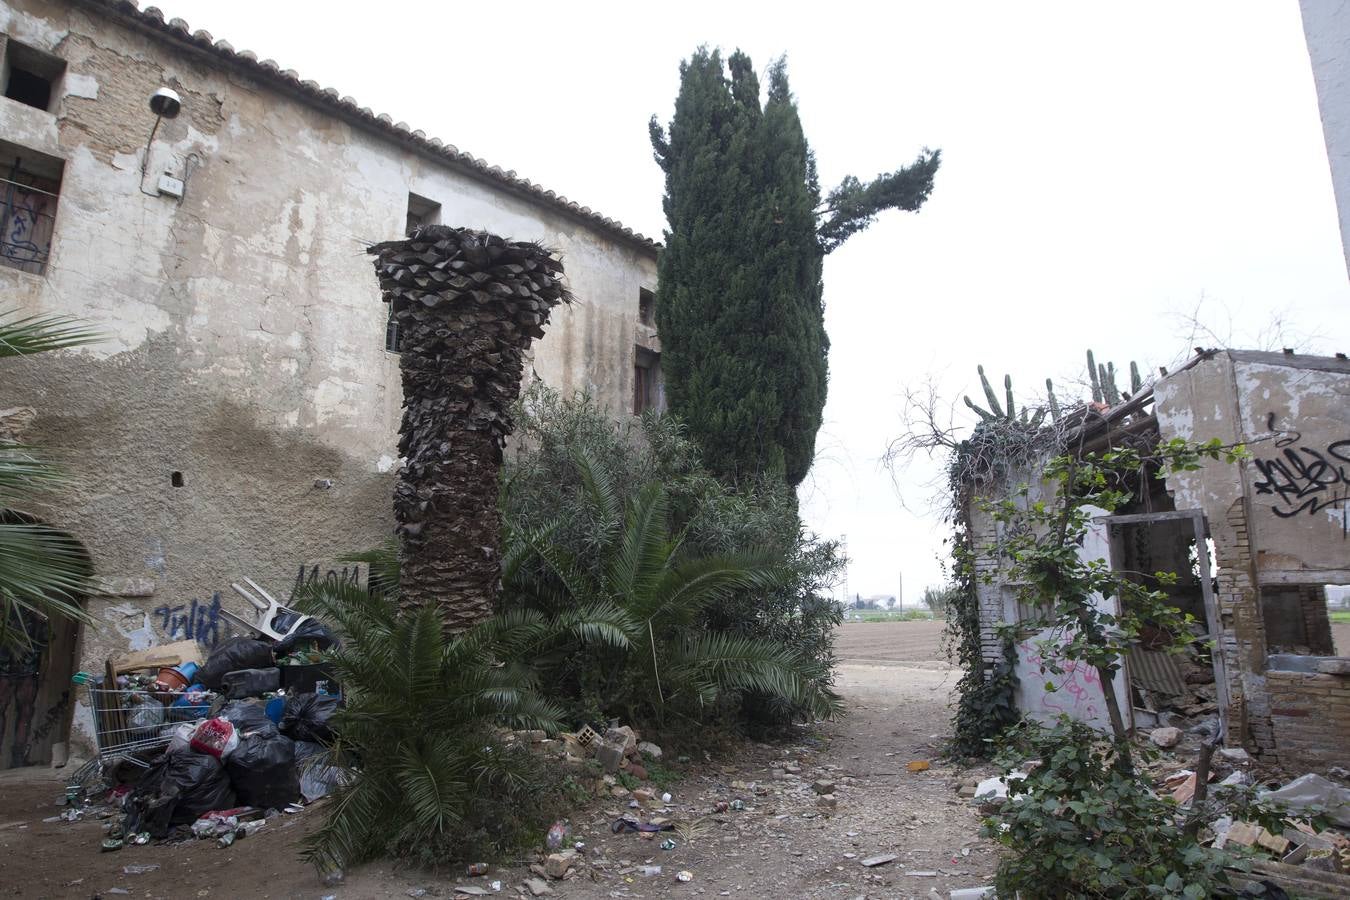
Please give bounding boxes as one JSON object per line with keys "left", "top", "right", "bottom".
{"left": 842, "top": 609, "right": 940, "bottom": 623}
{"left": 835, "top": 619, "right": 949, "bottom": 666}
{"left": 1331, "top": 610, "right": 1350, "bottom": 623}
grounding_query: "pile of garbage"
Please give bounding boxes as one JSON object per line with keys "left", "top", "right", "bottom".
{"left": 73, "top": 623, "right": 349, "bottom": 850}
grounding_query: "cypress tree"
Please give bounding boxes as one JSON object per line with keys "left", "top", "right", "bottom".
{"left": 651, "top": 50, "right": 939, "bottom": 486}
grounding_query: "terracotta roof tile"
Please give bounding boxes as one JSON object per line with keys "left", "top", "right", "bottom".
{"left": 75, "top": 0, "right": 659, "bottom": 253}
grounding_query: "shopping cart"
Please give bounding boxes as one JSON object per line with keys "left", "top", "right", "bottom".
{"left": 65, "top": 678, "right": 210, "bottom": 793}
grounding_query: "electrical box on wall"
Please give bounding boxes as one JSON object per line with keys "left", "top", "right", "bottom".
{"left": 156, "top": 173, "right": 184, "bottom": 198}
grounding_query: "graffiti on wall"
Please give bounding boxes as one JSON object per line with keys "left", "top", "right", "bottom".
{"left": 153, "top": 592, "right": 224, "bottom": 649}
{"left": 291, "top": 564, "right": 362, "bottom": 595}
{"left": 1252, "top": 413, "right": 1350, "bottom": 535}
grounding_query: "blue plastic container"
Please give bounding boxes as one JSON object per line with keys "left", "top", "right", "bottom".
{"left": 265, "top": 695, "right": 285, "bottom": 724}
{"left": 170, "top": 683, "right": 210, "bottom": 719}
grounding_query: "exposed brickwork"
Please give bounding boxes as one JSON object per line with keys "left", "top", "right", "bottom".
{"left": 56, "top": 30, "right": 223, "bottom": 163}
{"left": 1265, "top": 670, "right": 1350, "bottom": 773}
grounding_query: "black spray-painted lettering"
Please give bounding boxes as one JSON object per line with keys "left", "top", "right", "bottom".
{"left": 1253, "top": 413, "right": 1350, "bottom": 533}
{"left": 153, "top": 592, "right": 224, "bottom": 649}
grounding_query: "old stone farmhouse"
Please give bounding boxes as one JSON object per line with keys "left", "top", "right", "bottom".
{"left": 965, "top": 350, "right": 1350, "bottom": 774}
{"left": 0, "top": 0, "right": 661, "bottom": 765}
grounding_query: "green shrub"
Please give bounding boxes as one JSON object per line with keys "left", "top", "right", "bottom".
{"left": 502, "top": 457, "right": 841, "bottom": 730}
{"left": 292, "top": 578, "right": 569, "bottom": 872}
{"left": 504, "top": 387, "right": 842, "bottom": 728}
{"left": 984, "top": 718, "right": 1293, "bottom": 899}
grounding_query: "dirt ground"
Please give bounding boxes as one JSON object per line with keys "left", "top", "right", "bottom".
{"left": 1, "top": 621, "right": 996, "bottom": 900}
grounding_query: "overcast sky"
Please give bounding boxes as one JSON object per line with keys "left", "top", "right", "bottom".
{"left": 156, "top": 0, "right": 1350, "bottom": 604}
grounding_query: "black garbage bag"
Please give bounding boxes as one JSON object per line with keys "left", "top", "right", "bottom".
{"left": 279, "top": 692, "right": 340, "bottom": 744}
{"left": 221, "top": 667, "right": 280, "bottom": 699}
{"left": 123, "top": 751, "right": 236, "bottom": 838}
{"left": 219, "top": 700, "right": 277, "bottom": 737}
{"left": 226, "top": 731, "right": 299, "bottom": 808}
{"left": 273, "top": 619, "right": 340, "bottom": 656}
{"left": 199, "top": 637, "right": 275, "bottom": 690}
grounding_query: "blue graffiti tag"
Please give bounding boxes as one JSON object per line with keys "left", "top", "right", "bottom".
{"left": 153, "top": 592, "right": 224, "bottom": 648}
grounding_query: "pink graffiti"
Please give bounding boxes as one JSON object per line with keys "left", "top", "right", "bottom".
{"left": 1018, "top": 642, "right": 1104, "bottom": 720}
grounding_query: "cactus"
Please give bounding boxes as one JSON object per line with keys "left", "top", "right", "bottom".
{"left": 1129, "top": 361, "right": 1142, "bottom": 394}
{"left": 1046, "top": 379, "right": 1061, "bottom": 422}
{"left": 964, "top": 365, "right": 1052, "bottom": 427}
{"left": 1087, "top": 350, "right": 1103, "bottom": 404}
{"left": 978, "top": 365, "right": 1004, "bottom": 418}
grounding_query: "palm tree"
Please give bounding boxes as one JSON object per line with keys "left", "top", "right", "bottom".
{"left": 503, "top": 450, "right": 842, "bottom": 726}
{"left": 0, "top": 311, "right": 99, "bottom": 653}
{"left": 291, "top": 560, "right": 568, "bottom": 871}
{"left": 368, "top": 227, "right": 571, "bottom": 633}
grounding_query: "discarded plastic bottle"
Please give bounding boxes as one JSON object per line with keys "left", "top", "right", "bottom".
{"left": 466, "top": 862, "right": 489, "bottom": 876}
{"left": 545, "top": 821, "right": 569, "bottom": 850}
{"left": 729, "top": 799, "right": 745, "bottom": 811}
{"left": 660, "top": 838, "right": 676, "bottom": 851}
{"left": 637, "top": 865, "right": 662, "bottom": 877}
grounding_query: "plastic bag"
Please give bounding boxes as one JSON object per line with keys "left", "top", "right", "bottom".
{"left": 189, "top": 718, "right": 240, "bottom": 760}
{"left": 219, "top": 700, "right": 277, "bottom": 737}
{"left": 226, "top": 731, "right": 299, "bottom": 809}
{"left": 294, "top": 740, "right": 349, "bottom": 802}
{"left": 273, "top": 618, "right": 339, "bottom": 656}
{"left": 167, "top": 721, "right": 204, "bottom": 754}
{"left": 280, "top": 693, "right": 340, "bottom": 745}
{"left": 1260, "top": 773, "right": 1350, "bottom": 828}
{"left": 199, "top": 637, "right": 275, "bottom": 690}
{"left": 123, "top": 751, "right": 237, "bottom": 837}
{"left": 222, "top": 667, "right": 280, "bottom": 699}
{"left": 125, "top": 693, "right": 165, "bottom": 733}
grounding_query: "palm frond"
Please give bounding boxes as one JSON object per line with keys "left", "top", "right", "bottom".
{"left": 668, "top": 632, "right": 843, "bottom": 721}
{"left": 570, "top": 445, "right": 621, "bottom": 544}
{"left": 631, "top": 553, "right": 787, "bottom": 631}
{"left": 0, "top": 447, "right": 68, "bottom": 504}
{"left": 606, "top": 481, "right": 674, "bottom": 600}
{"left": 0, "top": 520, "right": 95, "bottom": 652}
{"left": 0, "top": 310, "right": 101, "bottom": 358}
{"left": 338, "top": 543, "right": 399, "bottom": 596}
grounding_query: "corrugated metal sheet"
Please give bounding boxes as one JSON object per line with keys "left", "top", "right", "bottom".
{"left": 1128, "top": 648, "right": 1187, "bottom": 697}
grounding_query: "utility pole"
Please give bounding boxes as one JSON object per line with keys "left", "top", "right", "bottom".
{"left": 897, "top": 570, "right": 903, "bottom": 610}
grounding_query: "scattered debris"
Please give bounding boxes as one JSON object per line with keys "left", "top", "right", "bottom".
{"left": 1147, "top": 726, "right": 1183, "bottom": 749}
{"left": 861, "top": 854, "right": 898, "bottom": 867}
{"left": 1260, "top": 774, "right": 1350, "bottom": 828}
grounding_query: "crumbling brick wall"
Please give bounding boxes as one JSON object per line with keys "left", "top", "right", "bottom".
{"left": 1265, "top": 670, "right": 1350, "bottom": 773}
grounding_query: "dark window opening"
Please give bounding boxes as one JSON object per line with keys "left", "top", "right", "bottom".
{"left": 634, "top": 346, "right": 661, "bottom": 416}
{"left": 5, "top": 67, "right": 51, "bottom": 110}
{"left": 170, "top": 471, "right": 184, "bottom": 487}
{"left": 638, "top": 287, "right": 655, "bottom": 327}
{"left": 1262, "top": 584, "right": 1340, "bottom": 657}
{"left": 2, "top": 41, "right": 65, "bottom": 113}
{"left": 0, "top": 139, "right": 64, "bottom": 275}
{"left": 405, "top": 192, "right": 441, "bottom": 237}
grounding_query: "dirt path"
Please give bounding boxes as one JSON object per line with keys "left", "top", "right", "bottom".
{"left": 1, "top": 622, "right": 995, "bottom": 899}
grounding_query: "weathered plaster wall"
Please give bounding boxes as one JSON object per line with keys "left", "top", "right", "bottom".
{"left": 1300, "top": 0, "right": 1350, "bottom": 279}
{"left": 0, "top": 0, "right": 656, "bottom": 753}
{"left": 1156, "top": 351, "right": 1350, "bottom": 770}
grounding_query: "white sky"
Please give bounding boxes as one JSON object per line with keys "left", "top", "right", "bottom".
{"left": 154, "top": 0, "right": 1350, "bottom": 604}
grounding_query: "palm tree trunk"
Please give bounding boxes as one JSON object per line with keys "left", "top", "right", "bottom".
{"left": 369, "top": 227, "right": 570, "bottom": 632}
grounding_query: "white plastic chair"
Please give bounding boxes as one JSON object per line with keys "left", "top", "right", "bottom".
{"left": 224, "top": 577, "right": 312, "bottom": 642}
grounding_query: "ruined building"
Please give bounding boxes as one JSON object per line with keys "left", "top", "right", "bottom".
{"left": 965, "top": 350, "right": 1349, "bottom": 773}
{"left": 0, "top": 0, "right": 661, "bottom": 765}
